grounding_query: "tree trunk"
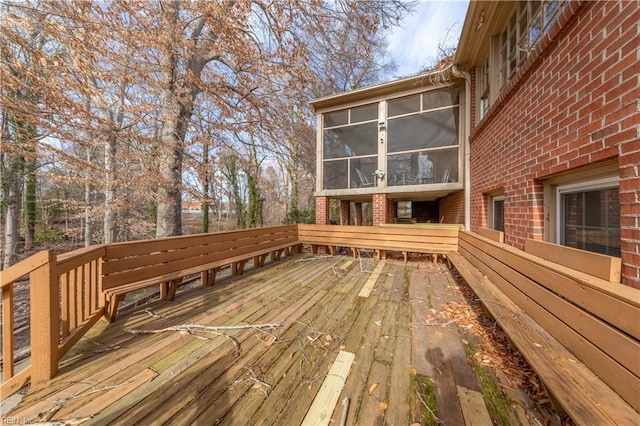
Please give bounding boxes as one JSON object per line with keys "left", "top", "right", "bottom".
{"left": 23, "top": 141, "right": 36, "bottom": 251}
{"left": 3, "top": 153, "right": 23, "bottom": 267}
{"left": 155, "top": 1, "right": 183, "bottom": 238}
{"left": 84, "top": 147, "right": 94, "bottom": 246}
{"left": 103, "top": 134, "right": 116, "bottom": 243}
{"left": 201, "top": 141, "right": 210, "bottom": 233}
{"left": 247, "top": 172, "right": 263, "bottom": 228}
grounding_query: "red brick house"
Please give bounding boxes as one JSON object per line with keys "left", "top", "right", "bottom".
{"left": 455, "top": 0, "right": 639, "bottom": 287}
{"left": 311, "top": 0, "right": 639, "bottom": 288}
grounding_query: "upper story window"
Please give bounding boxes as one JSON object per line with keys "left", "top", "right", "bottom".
{"left": 478, "top": 57, "right": 490, "bottom": 120}
{"left": 500, "top": 0, "right": 563, "bottom": 87}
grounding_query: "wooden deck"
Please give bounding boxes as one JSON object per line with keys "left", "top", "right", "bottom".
{"left": 6, "top": 254, "right": 531, "bottom": 425}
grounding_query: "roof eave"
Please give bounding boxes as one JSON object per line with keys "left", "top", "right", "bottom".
{"left": 454, "top": 0, "right": 515, "bottom": 70}
{"left": 309, "top": 68, "right": 458, "bottom": 113}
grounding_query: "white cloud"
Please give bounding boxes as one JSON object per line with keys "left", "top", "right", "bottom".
{"left": 387, "top": 0, "right": 469, "bottom": 78}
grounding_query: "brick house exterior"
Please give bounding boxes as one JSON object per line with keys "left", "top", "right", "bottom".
{"left": 311, "top": 0, "right": 638, "bottom": 288}
{"left": 456, "top": 0, "right": 639, "bottom": 287}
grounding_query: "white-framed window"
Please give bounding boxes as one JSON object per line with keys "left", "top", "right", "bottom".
{"left": 488, "top": 195, "right": 505, "bottom": 231}
{"left": 478, "top": 57, "right": 490, "bottom": 120}
{"left": 556, "top": 176, "right": 620, "bottom": 256}
{"left": 499, "top": 0, "right": 564, "bottom": 87}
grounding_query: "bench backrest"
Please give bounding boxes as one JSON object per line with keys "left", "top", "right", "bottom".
{"left": 298, "top": 224, "right": 459, "bottom": 254}
{"left": 102, "top": 225, "right": 298, "bottom": 289}
{"left": 458, "top": 230, "right": 640, "bottom": 411}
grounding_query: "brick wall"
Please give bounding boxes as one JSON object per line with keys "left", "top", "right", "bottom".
{"left": 340, "top": 200, "right": 350, "bottom": 225}
{"left": 469, "top": 1, "right": 640, "bottom": 287}
{"left": 315, "top": 196, "right": 330, "bottom": 225}
{"left": 439, "top": 191, "right": 465, "bottom": 224}
{"left": 372, "top": 193, "right": 394, "bottom": 225}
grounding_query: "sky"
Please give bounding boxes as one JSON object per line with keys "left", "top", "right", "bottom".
{"left": 387, "top": 0, "right": 470, "bottom": 78}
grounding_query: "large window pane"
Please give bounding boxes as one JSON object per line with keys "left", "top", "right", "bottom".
{"left": 387, "top": 107, "right": 459, "bottom": 153}
{"left": 423, "top": 88, "right": 459, "bottom": 110}
{"left": 323, "top": 160, "right": 348, "bottom": 189}
{"left": 324, "top": 110, "right": 348, "bottom": 127}
{"left": 350, "top": 157, "right": 377, "bottom": 188}
{"left": 387, "top": 148, "right": 458, "bottom": 186}
{"left": 351, "top": 104, "right": 378, "bottom": 123}
{"left": 388, "top": 94, "right": 420, "bottom": 117}
{"left": 561, "top": 187, "right": 620, "bottom": 256}
{"left": 323, "top": 122, "right": 377, "bottom": 159}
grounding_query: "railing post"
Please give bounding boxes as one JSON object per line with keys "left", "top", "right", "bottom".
{"left": 29, "top": 250, "right": 59, "bottom": 383}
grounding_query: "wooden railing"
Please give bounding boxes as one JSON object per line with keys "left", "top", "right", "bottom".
{"left": 2, "top": 223, "right": 636, "bottom": 414}
{"left": 298, "top": 224, "right": 460, "bottom": 260}
{"left": 456, "top": 230, "right": 639, "bottom": 415}
{"left": 1, "top": 245, "right": 105, "bottom": 400}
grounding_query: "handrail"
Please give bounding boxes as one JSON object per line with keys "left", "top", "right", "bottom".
{"left": 1, "top": 246, "right": 106, "bottom": 400}
{"left": 3, "top": 224, "right": 635, "bottom": 405}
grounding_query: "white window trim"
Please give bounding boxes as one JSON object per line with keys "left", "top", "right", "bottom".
{"left": 489, "top": 195, "right": 505, "bottom": 231}
{"left": 555, "top": 175, "right": 619, "bottom": 246}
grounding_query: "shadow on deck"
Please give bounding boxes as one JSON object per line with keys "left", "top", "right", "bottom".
{"left": 6, "top": 254, "right": 551, "bottom": 425}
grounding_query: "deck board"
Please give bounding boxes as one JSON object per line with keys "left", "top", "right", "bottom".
{"left": 7, "top": 253, "right": 505, "bottom": 425}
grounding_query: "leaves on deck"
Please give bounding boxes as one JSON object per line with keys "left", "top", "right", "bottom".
{"left": 424, "top": 275, "right": 552, "bottom": 408}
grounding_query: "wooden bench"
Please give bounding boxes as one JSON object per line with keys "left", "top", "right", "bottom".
{"left": 447, "top": 230, "right": 639, "bottom": 424}
{"left": 298, "top": 224, "right": 460, "bottom": 262}
{"left": 101, "top": 225, "right": 301, "bottom": 322}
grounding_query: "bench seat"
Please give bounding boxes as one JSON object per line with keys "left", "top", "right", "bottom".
{"left": 102, "top": 241, "right": 301, "bottom": 322}
{"left": 447, "top": 251, "right": 638, "bottom": 424}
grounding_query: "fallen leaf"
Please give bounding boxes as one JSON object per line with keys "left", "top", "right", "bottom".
{"left": 328, "top": 362, "right": 333, "bottom": 371}
{"left": 325, "top": 334, "right": 333, "bottom": 341}
{"left": 378, "top": 401, "right": 388, "bottom": 410}
{"left": 410, "top": 366, "right": 417, "bottom": 375}
{"left": 265, "top": 336, "right": 277, "bottom": 347}
{"left": 369, "top": 383, "right": 379, "bottom": 394}
{"left": 252, "top": 383, "right": 261, "bottom": 389}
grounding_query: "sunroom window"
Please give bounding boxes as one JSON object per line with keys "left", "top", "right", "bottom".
{"left": 386, "top": 88, "right": 460, "bottom": 186}
{"left": 322, "top": 103, "right": 378, "bottom": 190}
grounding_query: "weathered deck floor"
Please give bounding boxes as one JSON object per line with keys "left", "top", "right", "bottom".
{"left": 6, "top": 253, "right": 535, "bottom": 425}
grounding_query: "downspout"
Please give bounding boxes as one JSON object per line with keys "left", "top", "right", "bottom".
{"left": 452, "top": 65, "right": 472, "bottom": 231}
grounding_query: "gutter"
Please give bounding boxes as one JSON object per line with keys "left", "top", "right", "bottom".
{"left": 451, "top": 65, "right": 471, "bottom": 231}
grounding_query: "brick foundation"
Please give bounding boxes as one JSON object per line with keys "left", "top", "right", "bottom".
{"left": 315, "top": 196, "right": 330, "bottom": 225}
{"left": 372, "top": 193, "right": 394, "bottom": 226}
{"left": 340, "top": 200, "right": 350, "bottom": 225}
{"left": 439, "top": 191, "right": 465, "bottom": 224}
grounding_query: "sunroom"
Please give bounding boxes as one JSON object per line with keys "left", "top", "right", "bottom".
{"left": 311, "top": 70, "right": 467, "bottom": 225}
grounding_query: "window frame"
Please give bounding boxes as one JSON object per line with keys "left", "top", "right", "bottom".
{"left": 487, "top": 194, "right": 505, "bottom": 232}
{"left": 499, "top": 0, "right": 563, "bottom": 87}
{"left": 555, "top": 175, "right": 620, "bottom": 256}
{"left": 317, "top": 84, "right": 464, "bottom": 193}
